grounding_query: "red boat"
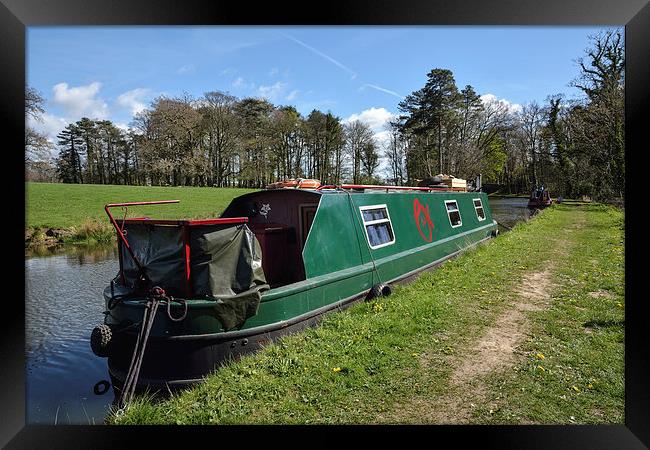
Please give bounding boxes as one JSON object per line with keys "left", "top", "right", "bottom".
{"left": 527, "top": 186, "right": 552, "bottom": 209}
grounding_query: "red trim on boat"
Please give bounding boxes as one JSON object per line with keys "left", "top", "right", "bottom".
{"left": 118, "top": 217, "right": 248, "bottom": 226}
{"left": 183, "top": 225, "right": 192, "bottom": 297}
{"left": 317, "top": 184, "right": 467, "bottom": 192}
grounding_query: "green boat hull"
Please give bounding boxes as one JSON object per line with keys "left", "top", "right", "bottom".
{"left": 100, "top": 189, "right": 498, "bottom": 386}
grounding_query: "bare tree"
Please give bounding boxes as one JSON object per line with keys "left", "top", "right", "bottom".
{"left": 344, "top": 120, "right": 375, "bottom": 184}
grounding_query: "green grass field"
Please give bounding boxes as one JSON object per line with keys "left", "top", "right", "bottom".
{"left": 109, "top": 203, "right": 624, "bottom": 425}
{"left": 26, "top": 182, "right": 256, "bottom": 229}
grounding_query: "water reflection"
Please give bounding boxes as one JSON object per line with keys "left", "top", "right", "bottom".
{"left": 488, "top": 196, "right": 532, "bottom": 230}
{"left": 25, "top": 244, "right": 119, "bottom": 424}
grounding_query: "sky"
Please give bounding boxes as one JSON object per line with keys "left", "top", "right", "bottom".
{"left": 27, "top": 26, "right": 618, "bottom": 147}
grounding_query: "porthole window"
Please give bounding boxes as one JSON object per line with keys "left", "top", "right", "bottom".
{"left": 359, "top": 205, "right": 395, "bottom": 249}
{"left": 473, "top": 198, "right": 486, "bottom": 221}
{"left": 445, "top": 200, "right": 462, "bottom": 228}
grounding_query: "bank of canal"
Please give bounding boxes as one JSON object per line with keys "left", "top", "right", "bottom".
{"left": 25, "top": 199, "right": 622, "bottom": 425}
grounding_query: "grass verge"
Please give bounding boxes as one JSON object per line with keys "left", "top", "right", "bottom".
{"left": 109, "top": 203, "right": 623, "bottom": 425}
{"left": 25, "top": 182, "right": 255, "bottom": 248}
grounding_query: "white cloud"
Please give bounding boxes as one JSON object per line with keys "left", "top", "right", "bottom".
{"left": 116, "top": 88, "right": 151, "bottom": 117}
{"left": 283, "top": 33, "right": 357, "bottom": 80}
{"left": 27, "top": 112, "right": 68, "bottom": 143}
{"left": 373, "top": 130, "right": 392, "bottom": 147}
{"left": 480, "top": 93, "right": 522, "bottom": 114}
{"left": 256, "top": 82, "right": 287, "bottom": 101}
{"left": 343, "top": 107, "right": 397, "bottom": 132}
{"left": 360, "top": 84, "right": 404, "bottom": 99}
{"left": 232, "top": 77, "right": 247, "bottom": 88}
{"left": 115, "top": 123, "right": 132, "bottom": 132}
{"left": 177, "top": 64, "right": 195, "bottom": 75}
{"left": 220, "top": 67, "right": 237, "bottom": 76}
{"left": 52, "top": 82, "right": 109, "bottom": 119}
{"left": 285, "top": 90, "right": 300, "bottom": 101}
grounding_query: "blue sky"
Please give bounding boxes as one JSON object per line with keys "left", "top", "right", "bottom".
{"left": 27, "top": 26, "right": 617, "bottom": 143}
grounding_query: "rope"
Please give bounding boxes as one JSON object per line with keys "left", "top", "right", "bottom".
{"left": 116, "top": 286, "right": 187, "bottom": 410}
{"left": 495, "top": 220, "right": 513, "bottom": 231}
{"left": 117, "top": 292, "right": 161, "bottom": 409}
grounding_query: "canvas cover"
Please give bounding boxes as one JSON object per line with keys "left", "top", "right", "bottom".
{"left": 120, "top": 223, "right": 268, "bottom": 331}
{"left": 120, "top": 223, "right": 186, "bottom": 295}
{"left": 189, "top": 224, "right": 268, "bottom": 330}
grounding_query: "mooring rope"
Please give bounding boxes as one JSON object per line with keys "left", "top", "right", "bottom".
{"left": 115, "top": 286, "right": 188, "bottom": 411}
{"left": 117, "top": 292, "right": 161, "bottom": 409}
{"left": 495, "top": 219, "right": 513, "bottom": 231}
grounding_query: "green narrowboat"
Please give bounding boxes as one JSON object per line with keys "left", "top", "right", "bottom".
{"left": 90, "top": 183, "right": 499, "bottom": 392}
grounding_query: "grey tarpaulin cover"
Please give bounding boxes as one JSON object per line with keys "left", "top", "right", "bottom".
{"left": 120, "top": 223, "right": 268, "bottom": 331}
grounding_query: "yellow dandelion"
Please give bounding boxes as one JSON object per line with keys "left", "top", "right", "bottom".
{"left": 572, "top": 385, "right": 580, "bottom": 392}
{"left": 535, "top": 353, "right": 545, "bottom": 360}
{"left": 588, "top": 384, "right": 594, "bottom": 389}
{"left": 537, "top": 365, "right": 545, "bottom": 372}
{"left": 332, "top": 367, "right": 342, "bottom": 373}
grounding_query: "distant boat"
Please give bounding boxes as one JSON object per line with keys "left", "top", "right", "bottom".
{"left": 527, "top": 186, "right": 553, "bottom": 209}
{"left": 91, "top": 182, "right": 499, "bottom": 390}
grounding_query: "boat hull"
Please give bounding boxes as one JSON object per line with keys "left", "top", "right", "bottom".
{"left": 97, "top": 189, "right": 499, "bottom": 389}
{"left": 105, "top": 233, "right": 494, "bottom": 388}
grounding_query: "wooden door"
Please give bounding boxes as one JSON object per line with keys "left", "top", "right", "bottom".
{"left": 299, "top": 204, "right": 318, "bottom": 249}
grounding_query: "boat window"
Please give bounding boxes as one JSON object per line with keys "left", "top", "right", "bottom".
{"left": 473, "top": 198, "right": 486, "bottom": 221}
{"left": 445, "top": 200, "right": 462, "bottom": 228}
{"left": 359, "top": 205, "right": 395, "bottom": 249}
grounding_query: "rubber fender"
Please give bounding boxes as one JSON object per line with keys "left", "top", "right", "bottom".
{"left": 90, "top": 324, "right": 113, "bottom": 357}
{"left": 367, "top": 283, "right": 392, "bottom": 300}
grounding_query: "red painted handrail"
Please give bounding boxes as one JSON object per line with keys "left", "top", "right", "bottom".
{"left": 317, "top": 184, "right": 466, "bottom": 192}
{"left": 117, "top": 217, "right": 248, "bottom": 226}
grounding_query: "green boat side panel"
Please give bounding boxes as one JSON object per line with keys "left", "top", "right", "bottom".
{"left": 301, "top": 193, "right": 366, "bottom": 278}
{"left": 302, "top": 191, "right": 493, "bottom": 280}
{"left": 105, "top": 190, "right": 497, "bottom": 337}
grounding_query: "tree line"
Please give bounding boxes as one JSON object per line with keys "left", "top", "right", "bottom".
{"left": 392, "top": 29, "right": 624, "bottom": 200}
{"left": 26, "top": 29, "right": 624, "bottom": 200}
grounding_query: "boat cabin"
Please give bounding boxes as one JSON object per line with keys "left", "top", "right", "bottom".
{"left": 220, "top": 189, "right": 321, "bottom": 288}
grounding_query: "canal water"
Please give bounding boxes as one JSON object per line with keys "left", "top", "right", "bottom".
{"left": 24, "top": 196, "right": 530, "bottom": 424}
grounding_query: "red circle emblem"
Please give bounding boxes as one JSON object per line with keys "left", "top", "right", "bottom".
{"left": 413, "top": 198, "right": 434, "bottom": 242}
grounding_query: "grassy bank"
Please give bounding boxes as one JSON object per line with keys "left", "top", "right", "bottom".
{"left": 110, "top": 203, "right": 624, "bottom": 424}
{"left": 25, "top": 183, "right": 255, "bottom": 246}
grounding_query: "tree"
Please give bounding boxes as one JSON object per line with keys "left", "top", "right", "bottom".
{"left": 234, "top": 98, "right": 274, "bottom": 187}
{"left": 360, "top": 140, "right": 380, "bottom": 181}
{"left": 76, "top": 118, "right": 100, "bottom": 183}
{"left": 397, "top": 69, "right": 461, "bottom": 176}
{"left": 200, "top": 91, "right": 241, "bottom": 186}
{"left": 25, "top": 86, "right": 54, "bottom": 176}
{"left": 56, "top": 124, "right": 84, "bottom": 183}
{"left": 570, "top": 29, "right": 625, "bottom": 199}
{"left": 344, "top": 120, "right": 374, "bottom": 184}
{"left": 384, "top": 121, "right": 407, "bottom": 185}
{"left": 517, "top": 101, "right": 546, "bottom": 188}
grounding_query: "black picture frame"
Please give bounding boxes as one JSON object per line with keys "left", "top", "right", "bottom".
{"left": 3, "top": 0, "right": 648, "bottom": 447}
